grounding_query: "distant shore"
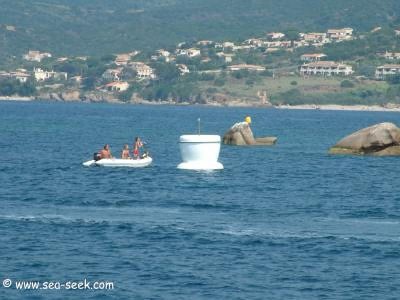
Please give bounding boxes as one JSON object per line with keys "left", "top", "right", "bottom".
{"left": 275, "top": 104, "right": 400, "bottom": 112}
{"left": 0, "top": 96, "right": 34, "bottom": 101}
{"left": 2, "top": 96, "right": 400, "bottom": 112}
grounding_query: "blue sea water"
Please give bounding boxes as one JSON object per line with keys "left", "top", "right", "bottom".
{"left": 0, "top": 101, "right": 400, "bottom": 300}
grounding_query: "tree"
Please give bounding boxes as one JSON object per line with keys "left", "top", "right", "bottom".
{"left": 283, "top": 29, "right": 300, "bottom": 47}
{"left": 340, "top": 80, "right": 355, "bottom": 88}
{"left": 152, "top": 63, "right": 180, "bottom": 83}
{"left": 82, "top": 76, "right": 97, "bottom": 91}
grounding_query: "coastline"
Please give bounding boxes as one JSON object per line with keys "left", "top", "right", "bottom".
{"left": 0, "top": 96, "right": 34, "bottom": 101}
{"left": 275, "top": 104, "right": 400, "bottom": 112}
{"left": 2, "top": 96, "right": 400, "bottom": 112}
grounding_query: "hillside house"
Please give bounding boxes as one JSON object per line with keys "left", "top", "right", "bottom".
{"left": 375, "top": 64, "right": 400, "bottom": 80}
{"left": 301, "top": 53, "right": 327, "bottom": 62}
{"left": 176, "top": 48, "right": 201, "bottom": 57}
{"left": 197, "top": 40, "right": 214, "bottom": 46}
{"left": 131, "top": 62, "right": 156, "bottom": 79}
{"left": 265, "top": 41, "right": 291, "bottom": 48}
{"left": 57, "top": 57, "right": 69, "bottom": 62}
{"left": 177, "top": 64, "right": 190, "bottom": 75}
{"left": 23, "top": 50, "right": 52, "bottom": 62}
{"left": 395, "top": 29, "right": 400, "bottom": 36}
{"left": 326, "top": 28, "right": 353, "bottom": 41}
{"left": 105, "top": 81, "right": 129, "bottom": 92}
{"left": 10, "top": 71, "right": 31, "bottom": 83}
{"left": 151, "top": 49, "right": 171, "bottom": 62}
{"left": 0, "top": 70, "right": 31, "bottom": 83}
{"left": 115, "top": 54, "right": 131, "bottom": 66}
{"left": 34, "top": 68, "right": 67, "bottom": 81}
{"left": 293, "top": 40, "right": 309, "bottom": 48}
{"left": 244, "top": 39, "right": 265, "bottom": 47}
{"left": 379, "top": 52, "right": 400, "bottom": 60}
{"left": 102, "top": 68, "right": 123, "bottom": 81}
{"left": 216, "top": 52, "right": 234, "bottom": 63}
{"left": 301, "top": 32, "right": 328, "bottom": 45}
{"left": 227, "top": 64, "right": 266, "bottom": 72}
{"left": 267, "top": 32, "right": 285, "bottom": 40}
{"left": 300, "top": 61, "right": 353, "bottom": 76}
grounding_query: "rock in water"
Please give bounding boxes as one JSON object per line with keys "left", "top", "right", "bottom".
{"left": 223, "top": 122, "right": 277, "bottom": 146}
{"left": 329, "top": 122, "right": 400, "bottom": 155}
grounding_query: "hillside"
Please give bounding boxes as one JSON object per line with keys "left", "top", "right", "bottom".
{"left": 1, "top": 0, "right": 400, "bottom": 58}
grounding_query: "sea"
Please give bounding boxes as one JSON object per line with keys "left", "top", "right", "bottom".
{"left": 0, "top": 101, "right": 399, "bottom": 300}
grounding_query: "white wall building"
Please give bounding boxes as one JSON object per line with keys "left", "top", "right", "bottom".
{"left": 300, "top": 61, "right": 353, "bottom": 76}
{"left": 176, "top": 48, "right": 201, "bottom": 57}
{"left": 102, "top": 68, "right": 123, "bottom": 81}
{"left": 131, "top": 62, "right": 156, "bottom": 79}
{"left": 326, "top": 28, "right": 353, "bottom": 41}
{"left": 267, "top": 32, "right": 285, "bottom": 40}
{"left": 34, "top": 68, "right": 67, "bottom": 81}
{"left": 177, "top": 64, "right": 190, "bottom": 75}
{"left": 23, "top": 50, "right": 52, "bottom": 62}
{"left": 375, "top": 64, "right": 400, "bottom": 80}
{"left": 301, "top": 53, "right": 327, "bottom": 62}
{"left": 227, "top": 64, "right": 266, "bottom": 72}
{"left": 379, "top": 52, "right": 400, "bottom": 60}
{"left": 105, "top": 81, "right": 129, "bottom": 92}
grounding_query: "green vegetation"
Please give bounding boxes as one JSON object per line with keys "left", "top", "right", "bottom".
{"left": 1, "top": 0, "right": 400, "bottom": 59}
{"left": 2, "top": 1, "right": 400, "bottom": 104}
{"left": 340, "top": 80, "right": 355, "bottom": 88}
{"left": 0, "top": 79, "right": 36, "bottom": 97}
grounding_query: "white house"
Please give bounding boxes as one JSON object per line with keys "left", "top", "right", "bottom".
{"left": 301, "top": 32, "right": 327, "bottom": 43}
{"left": 177, "top": 64, "right": 190, "bottom": 75}
{"left": 267, "top": 32, "right": 285, "bottom": 40}
{"left": 300, "top": 61, "right": 353, "bottom": 76}
{"left": 216, "top": 52, "right": 234, "bottom": 63}
{"left": 197, "top": 40, "right": 214, "bottom": 46}
{"left": 326, "top": 28, "right": 353, "bottom": 41}
{"left": 114, "top": 54, "right": 131, "bottom": 66}
{"left": 105, "top": 81, "right": 129, "bottom": 92}
{"left": 264, "top": 41, "right": 291, "bottom": 48}
{"left": 176, "top": 48, "right": 201, "bottom": 57}
{"left": 131, "top": 62, "right": 156, "bottom": 79}
{"left": 227, "top": 64, "right": 266, "bottom": 72}
{"left": 301, "top": 53, "right": 327, "bottom": 62}
{"left": 244, "top": 39, "right": 265, "bottom": 47}
{"left": 222, "top": 42, "right": 235, "bottom": 49}
{"left": 375, "top": 64, "right": 400, "bottom": 80}
{"left": 23, "top": 50, "right": 52, "bottom": 62}
{"left": 34, "top": 68, "right": 67, "bottom": 81}
{"left": 10, "top": 71, "right": 31, "bottom": 83}
{"left": 102, "top": 68, "right": 123, "bottom": 81}
{"left": 379, "top": 52, "right": 400, "bottom": 60}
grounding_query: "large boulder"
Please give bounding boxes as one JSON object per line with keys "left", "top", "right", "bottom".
{"left": 223, "top": 122, "right": 277, "bottom": 146}
{"left": 329, "top": 122, "right": 400, "bottom": 155}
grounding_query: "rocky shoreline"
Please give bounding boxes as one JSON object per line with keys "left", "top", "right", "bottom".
{"left": 2, "top": 95, "right": 400, "bottom": 112}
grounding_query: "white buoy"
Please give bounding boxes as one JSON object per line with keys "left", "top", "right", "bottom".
{"left": 177, "top": 134, "right": 224, "bottom": 170}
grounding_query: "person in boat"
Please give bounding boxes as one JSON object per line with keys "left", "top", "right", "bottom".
{"left": 121, "top": 144, "right": 130, "bottom": 159}
{"left": 133, "top": 137, "right": 143, "bottom": 159}
{"left": 99, "top": 144, "right": 112, "bottom": 159}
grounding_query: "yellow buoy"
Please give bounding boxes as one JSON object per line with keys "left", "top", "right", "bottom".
{"left": 245, "top": 116, "right": 252, "bottom": 124}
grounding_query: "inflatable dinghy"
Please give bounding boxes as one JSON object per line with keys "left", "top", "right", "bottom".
{"left": 83, "top": 157, "right": 152, "bottom": 168}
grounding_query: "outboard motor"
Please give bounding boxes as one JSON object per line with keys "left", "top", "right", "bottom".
{"left": 93, "top": 152, "right": 101, "bottom": 161}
